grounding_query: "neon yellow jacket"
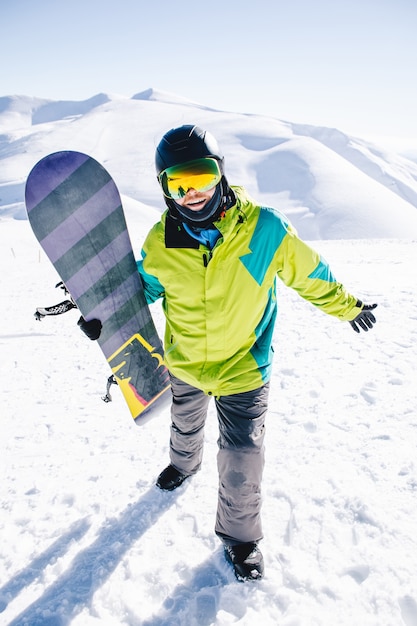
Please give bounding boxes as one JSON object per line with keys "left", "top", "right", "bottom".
{"left": 137, "top": 186, "right": 361, "bottom": 396}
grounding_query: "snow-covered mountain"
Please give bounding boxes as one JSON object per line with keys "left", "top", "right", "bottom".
{"left": 1, "top": 90, "right": 417, "bottom": 625}
{"left": 1, "top": 89, "right": 417, "bottom": 240}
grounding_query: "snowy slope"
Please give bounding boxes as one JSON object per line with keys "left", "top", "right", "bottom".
{"left": 1, "top": 89, "right": 417, "bottom": 239}
{"left": 1, "top": 90, "right": 417, "bottom": 625}
{"left": 1, "top": 221, "right": 417, "bottom": 626}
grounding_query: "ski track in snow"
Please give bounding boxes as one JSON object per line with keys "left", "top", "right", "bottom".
{"left": 1, "top": 221, "right": 417, "bottom": 625}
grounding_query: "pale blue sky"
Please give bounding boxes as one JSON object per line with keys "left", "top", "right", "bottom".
{"left": 1, "top": 0, "right": 416, "bottom": 143}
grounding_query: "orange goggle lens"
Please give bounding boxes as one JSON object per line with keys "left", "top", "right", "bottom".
{"left": 158, "top": 158, "right": 222, "bottom": 199}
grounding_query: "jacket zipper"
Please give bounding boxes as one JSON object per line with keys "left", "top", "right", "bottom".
{"left": 203, "top": 251, "right": 213, "bottom": 267}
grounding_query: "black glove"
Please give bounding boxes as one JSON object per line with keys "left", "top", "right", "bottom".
{"left": 349, "top": 302, "right": 377, "bottom": 333}
{"left": 77, "top": 316, "right": 102, "bottom": 340}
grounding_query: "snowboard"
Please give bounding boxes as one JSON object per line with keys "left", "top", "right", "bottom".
{"left": 25, "top": 150, "right": 170, "bottom": 424}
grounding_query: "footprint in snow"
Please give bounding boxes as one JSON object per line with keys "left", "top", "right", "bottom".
{"left": 360, "top": 383, "right": 377, "bottom": 404}
{"left": 399, "top": 595, "right": 417, "bottom": 626}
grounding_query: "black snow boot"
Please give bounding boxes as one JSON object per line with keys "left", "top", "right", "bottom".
{"left": 224, "top": 542, "right": 264, "bottom": 581}
{"left": 156, "top": 464, "right": 189, "bottom": 491}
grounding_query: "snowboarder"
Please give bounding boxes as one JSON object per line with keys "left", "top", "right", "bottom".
{"left": 80, "top": 125, "right": 377, "bottom": 581}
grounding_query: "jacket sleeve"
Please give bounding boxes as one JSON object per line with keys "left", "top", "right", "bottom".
{"left": 276, "top": 226, "right": 361, "bottom": 322}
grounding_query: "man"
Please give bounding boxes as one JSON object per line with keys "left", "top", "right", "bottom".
{"left": 80, "top": 125, "right": 377, "bottom": 581}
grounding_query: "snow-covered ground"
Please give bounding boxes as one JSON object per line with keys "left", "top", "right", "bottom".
{"left": 1, "top": 220, "right": 417, "bottom": 626}
{"left": 1, "top": 91, "right": 417, "bottom": 625}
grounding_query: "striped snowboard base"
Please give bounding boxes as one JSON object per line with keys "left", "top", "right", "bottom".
{"left": 25, "top": 151, "right": 170, "bottom": 423}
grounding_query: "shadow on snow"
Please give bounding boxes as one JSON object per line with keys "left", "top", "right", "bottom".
{"left": 4, "top": 487, "right": 184, "bottom": 625}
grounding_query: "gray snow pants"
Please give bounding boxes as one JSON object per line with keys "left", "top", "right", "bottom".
{"left": 168, "top": 374, "right": 269, "bottom": 546}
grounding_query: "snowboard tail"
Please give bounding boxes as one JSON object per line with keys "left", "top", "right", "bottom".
{"left": 25, "top": 151, "right": 170, "bottom": 423}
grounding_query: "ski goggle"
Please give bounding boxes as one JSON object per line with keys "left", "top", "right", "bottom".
{"left": 158, "top": 158, "right": 222, "bottom": 200}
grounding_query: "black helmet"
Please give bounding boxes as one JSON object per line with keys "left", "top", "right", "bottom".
{"left": 155, "top": 125, "right": 233, "bottom": 228}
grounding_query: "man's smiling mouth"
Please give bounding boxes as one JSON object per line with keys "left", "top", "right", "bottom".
{"left": 187, "top": 199, "right": 206, "bottom": 208}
